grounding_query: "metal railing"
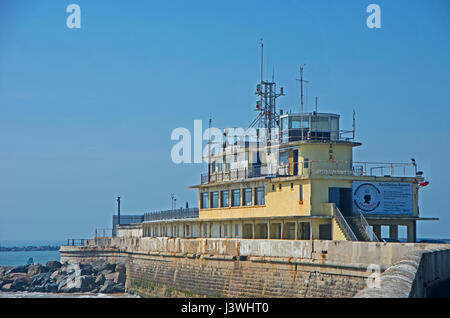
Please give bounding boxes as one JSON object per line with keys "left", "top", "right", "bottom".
{"left": 201, "top": 160, "right": 417, "bottom": 184}
{"left": 144, "top": 208, "right": 199, "bottom": 222}
{"left": 66, "top": 239, "right": 88, "bottom": 246}
{"left": 95, "top": 228, "right": 113, "bottom": 238}
{"left": 333, "top": 205, "right": 358, "bottom": 241}
{"left": 358, "top": 212, "right": 380, "bottom": 242}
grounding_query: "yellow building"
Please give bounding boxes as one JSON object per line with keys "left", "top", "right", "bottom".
{"left": 140, "top": 71, "right": 437, "bottom": 242}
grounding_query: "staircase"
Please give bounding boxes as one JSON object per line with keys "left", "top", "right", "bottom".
{"left": 343, "top": 216, "right": 371, "bottom": 241}
{"left": 333, "top": 205, "right": 379, "bottom": 242}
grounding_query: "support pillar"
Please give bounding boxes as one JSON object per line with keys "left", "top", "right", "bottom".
{"left": 407, "top": 221, "right": 416, "bottom": 243}
{"left": 373, "top": 225, "right": 382, "bottom": 240}
{"left": 389, "top": 225, "right": 398, "bottom": 241}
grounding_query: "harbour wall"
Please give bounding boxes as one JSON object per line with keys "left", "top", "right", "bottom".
{"left": 59, "top": 238, "right": 450, "bottom": 297}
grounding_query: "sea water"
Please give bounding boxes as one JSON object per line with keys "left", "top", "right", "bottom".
{"left": 0, "top": 250, "right": 60, "bottom": 267}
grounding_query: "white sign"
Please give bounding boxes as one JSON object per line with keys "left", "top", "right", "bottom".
{"left": 352, "top": 182, "right": 413, "bottom": 215}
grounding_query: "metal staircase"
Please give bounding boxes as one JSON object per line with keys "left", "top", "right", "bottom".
{"left": 333, "top": 205, "right": 379, "bottom": 242}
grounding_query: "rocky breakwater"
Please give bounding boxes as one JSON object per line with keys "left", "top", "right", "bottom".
{"left": 0, "top": 259, "right": 126, "bottom": 294}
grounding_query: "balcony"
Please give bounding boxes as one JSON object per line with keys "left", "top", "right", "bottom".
{"left": 144, "top": 208, "right": 199, "bottom": 222}
{"left": 200, "top": 161, "right": 418, "bottom": 184}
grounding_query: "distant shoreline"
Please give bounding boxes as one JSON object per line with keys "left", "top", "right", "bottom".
{"left": 0, "top": 246, "right": 60, "bottom": 252}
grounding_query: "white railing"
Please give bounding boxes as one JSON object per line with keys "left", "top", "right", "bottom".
{"left": 333, "top": 205, "right": 357, "bottom": 241}
{"left": 358, "top": 212, "right": 380, "bottom": 242}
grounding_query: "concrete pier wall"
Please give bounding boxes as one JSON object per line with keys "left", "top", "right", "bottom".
{"left": 355, "top": 247, "right": 450, "bottom": 298}
{"left": 60, "top": 238, "right": 450, "bottom": 297}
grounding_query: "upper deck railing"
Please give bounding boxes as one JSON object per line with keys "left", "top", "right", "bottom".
{"left": 144, "top": 208, "right": 199, "bottom": 222}
{"left": 201, "top": 160, "right": 417, "bottom": 184}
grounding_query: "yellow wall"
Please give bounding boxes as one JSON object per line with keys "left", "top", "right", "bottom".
{"left": 199, "top": 179, "right": 311, "bottom": 219}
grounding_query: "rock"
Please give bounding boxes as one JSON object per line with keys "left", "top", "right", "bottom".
{"left": 50, "top": 270, "right": 61, "bottom": 281}
{"left": 45, "top": 261, "right": 62, "bottom": 270}
{"left": 1, "top": 283, "right": 12, "bottom": 291}
{"left": 58, "top": 275, "right": 95, "bottom": 293}
{"left": 45, "top": 283, "right": 58, "bottom": 293}
{"left": 105, "top": 272, "right": 126, "bottom": 285}
{"left": 115, "top": 263, "right": 126, "bottom": 274}
{"left": 6, "top": 265, "right": 29, "bottom": 274}
{"left": 11, "top": 277, "right": 31, "bottom": 291}
{"left": 31, "top": 272, "right": 52, "bottom": 286}
{"left": 95, "top": 273, "right": 105, "bottom": 285}
{"left": 113, "top": 283, "right": 125, "bottom": 293}
{"left": 79, "top": 264, "right": 94, "bottom": 276}
{"left": 101, "top": 269, "right": 114, "bottom": 276}
{"left": 28, "top": 264, "right": 47, "bottom": 276}
{"left": 99, "top": 280, "right": 115, "bottom": 294}
{"left": 0, "top": 266, "right": 12, "bottom": 278}
{"left": 91, "top": 259, "right": 108, "bottom": 272}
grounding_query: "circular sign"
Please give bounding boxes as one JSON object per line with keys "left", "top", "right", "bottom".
{"left": 353, "top": 183, "right": 381, "bottom": 212}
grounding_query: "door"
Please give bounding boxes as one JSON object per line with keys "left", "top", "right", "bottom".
{"left": 329, "top": 187, "right": 352, "bottom": 216}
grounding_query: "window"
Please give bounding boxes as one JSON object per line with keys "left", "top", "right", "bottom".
{"left": 291, "top": 183, "right": 294, "bottom": 189}
{"left": 279, "top": 184, "right": 282, "bottom": 190}
{"left": 235, "top": 224, "right": 239, "bottom": 236}
{"left": 304, "top": 158, "right": 309, "bottom": 169}
{"left": 203, "top": 224, "right": 207, "bottom": 237}
{"left": 299, "top": 184, "right": 303, "bottom": 201}
{"left": 231, "top": 189, "right": 241, "bottom": 207}
{"left": 221, "top": 190, "right": 230, "bottom": 207}
{"left": 201, "top": 193, "right": 209, "bottom": 209}
{"left": 243, "top": 188, "right": 252, "bottom": 206}
{"left": 224, "top": 224, "right": 228, "bottom": 237}
{"left": 254, "top": 187, "right": 265, "bottom": 205}
{"left": 272, "top": 184, "right": 275, "bottom": 191}
{"left": 211, "top": 191, "right": 219, "bottom": 208}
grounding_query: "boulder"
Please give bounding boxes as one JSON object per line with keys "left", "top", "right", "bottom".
{"left": 28, "top": 264, "right": 47, "bottom": 276}
{"left": 105, "top": 272, "right": 126, "bottom": 285}
{"left": 99, "top": 280, "right": 115, "bottom": 294}
{"left": 91, "top": 259, "right": 108, "bottom": 272}
{"left": 58, "top": 275, "right": 95, "bottom": 293}
{"left": 11, "top": 277, "right": 31, "bottom": 291}
{"left": 115, "top": 263, "right": 126, "bottom": 274}
{"left": 94, "top": 273, "right": 105, "bottom": 286}
{"left": 6, "top": 265, "right": 29, "bottom": 274}
{"left": 31, "top": 272, "right": 52, "bottom": 286}
{"left": 45, "top": 261, "right": 62, "bottom": 271}
{"left": 1, "top": 283, "right": 12, "bottom": 291}
{"left": 79, "top": 264, "right": 94, "bottom": 276}
{"left": 113, "top": 283, "right": 125, "bottom": 293}
{"left": 50, "top": 270, "right": 61, "bottom": 281}
{"left": 45, "top": 283, "right": 58, "bottom": 293}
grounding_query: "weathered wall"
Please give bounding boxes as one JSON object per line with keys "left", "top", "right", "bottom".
{"left": 60, "top": 238, "right": 450, "bottom": 298}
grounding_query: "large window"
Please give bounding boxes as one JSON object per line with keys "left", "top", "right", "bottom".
{"left": 299, "top": 184, "right": 303, "bottom": 201}
{"left": 304, "top": 158, "right": 309, "bottom": 169}
{"left": 221, "top": 190, "right": 230, "bottom": 207}
{"left": 243, "top": 188, "right": 252, "bottom": 206}
{"left": 201, "top": 192, "right": 209, "bottom": 209}
{"left": 211, "top": 191, "right": 219, "bottom": 208}
{"left": 231, "top": 189, "right": 241, "bottom": 207}
{"left": 255, "top": 187, "right": 265, "bottom": 205}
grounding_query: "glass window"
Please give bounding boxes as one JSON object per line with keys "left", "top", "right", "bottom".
{"left": 231, "top": 189, "right": 241, "bottom": 207}
{"left": 211, "top": 191, "right": 219, "bottom": 208}
{"left": 255, "top": 187, "right": 265, "bottom": 205}
{"left": 243, "top": 188, "right": 252, "bottom": 206}
{"left": 304, "top": 158, "right": 309, "bottom": 169}
{"left": 299, "top": 184, "right": 303, "bottom": 201}
{"left": 221, "top": 190, "right": 230, "bottom": 207}
{"left": 201, "top": 193, "right": 209, "bottom": 209}
{"left": 224, "top": 224, "right": 228, "bottom": 237}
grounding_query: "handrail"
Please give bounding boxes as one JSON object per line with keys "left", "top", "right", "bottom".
{"left": 358, "top": 212, "right": 380, "bottom": 242}
{"left": 333, "top": 205, "right": 358, "bottom": 241}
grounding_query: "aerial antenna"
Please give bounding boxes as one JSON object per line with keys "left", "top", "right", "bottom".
{"left": 207, "top": 116, "right": 212, "bottom": 182}
{"left": 352, "top": 110, "right": 356, "bottom": 141}
{"left": 259, "top": 38, "right": 264, "bottom": 85}
{"left": 315, "top": 96, "right": 318, "bottom": 113}
{"left": 296, "top": 65, "right": 309, "bottom": 113}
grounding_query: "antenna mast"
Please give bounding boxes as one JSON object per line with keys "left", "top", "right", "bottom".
{"left": 253, "top": 39, "right": 285, "bottom": 144}
{"left": 296, "top": 65, "right": 309, "bottom": 113}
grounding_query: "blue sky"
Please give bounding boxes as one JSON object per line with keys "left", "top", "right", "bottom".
{"left": 0, "top": 0, "right": 449, "bottom": 241}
